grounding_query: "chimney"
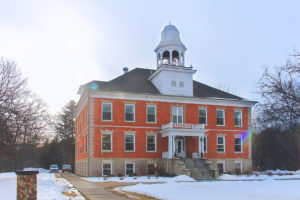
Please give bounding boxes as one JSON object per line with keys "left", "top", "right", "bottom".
{"left": 123, "top": 67, "right": 129, "bottom": 74}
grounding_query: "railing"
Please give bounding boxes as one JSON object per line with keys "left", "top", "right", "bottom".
{"left": 161, "top": 122, "right": 205, "bottom": 130}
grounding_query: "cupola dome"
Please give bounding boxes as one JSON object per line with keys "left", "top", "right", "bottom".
{"left": 154, "top": 23, "right": 187, "bottom": 68}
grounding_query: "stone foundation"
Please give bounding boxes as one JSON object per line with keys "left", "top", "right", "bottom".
{"left": 15, "top": 170, "right": 39, "bottom": 200}
{"left": 207, "top": 158, "right": 252, "bottom": 173}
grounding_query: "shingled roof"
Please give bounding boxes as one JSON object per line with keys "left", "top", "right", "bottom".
{"left": 79, "top": 68, "right": 245, "bottom": 100}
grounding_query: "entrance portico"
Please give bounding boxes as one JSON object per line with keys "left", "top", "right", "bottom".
{"left": 160, "top": 123, "right": 207, "bottom": 159}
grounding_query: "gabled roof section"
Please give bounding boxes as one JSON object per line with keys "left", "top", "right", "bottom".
{"left": 78, "top": 68, "right": 245, "bottom": 101}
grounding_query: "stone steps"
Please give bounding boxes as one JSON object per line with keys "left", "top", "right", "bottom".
{"left": 184, "top": 158, "right": 216, "bottom": 180}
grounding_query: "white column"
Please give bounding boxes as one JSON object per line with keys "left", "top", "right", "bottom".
{"left": 182, "top": 53, "right": 185, "bottom": 66}
{"left": 170, "top": 50, "right": 173, "bottom": 65}
{"left": 168, "top": 135, "right": 172, "bottom": 158}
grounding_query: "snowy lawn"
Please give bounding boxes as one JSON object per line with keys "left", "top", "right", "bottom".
{"left": 0, "top": 168, "right": 84, "bottom": 200}
{"left": 120, "top": 179, "right": 300, "bottom": 200}
{"left": 218, "top": 169, "right": 300, "bottom": 181}
{"left": 83, "top": 175, "right": 195, "bottom": 183}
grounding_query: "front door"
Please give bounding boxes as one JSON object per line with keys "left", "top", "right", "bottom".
{"left": 175, "top": 139, "right": 185, "bottom": 158}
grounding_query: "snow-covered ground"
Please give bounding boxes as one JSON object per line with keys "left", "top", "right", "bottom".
{"left": 0, "top": 168, "right": 84, "bottom": 200}
{"left": 83, "top": 174, "right": 195, "bottom": 183}
{"left": 120, "top": 180, "right": 300, "bottom": 200}
{"left": 218, "top": 169, "right": 300, "bottom": 181}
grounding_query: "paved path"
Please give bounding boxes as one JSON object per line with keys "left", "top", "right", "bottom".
{"left": 61, "top": 173, "right": 128, "bottom": 200}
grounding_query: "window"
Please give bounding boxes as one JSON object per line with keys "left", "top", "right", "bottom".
{"left": 179, "top": 81, "right": 184, "bottom": 87}
{"left": 171, "top": 80, "right": 176, "bottom": 87}
{"left": 172, "top": 107, "right": 183, "bottom": 123}
{"left": 102, "top": 162, "right": 112, "bottom": 176}
{"left": 217, "top": 136, "right": 225, "bottom": 152}
{"left": 199, "top": 108, "right": 207, "bottom": 124}
{"left": 234, "top": 111, "right": 242, "bottom": 126}
{"left": 102, "top": 103, "right": 112, "bottom": 121}
{"left": 125, "top": 134, "right": 135, "bottom": 151}
{"left": 125, "top": 104, "right": 135, "bottom": 122}
{"left": 125, "top": 162, "right": 135, "bottom": 176}
{"left": 147, "top": 105, "right": 156, "bottom": 123}
{"left": 102, "top": 132, "right": 112, "bottom": 151}
{"left": 235, "top": 137, "right": 242, "bottom": 153}
{"left": 235, "top": 162, "right": 242, "bottom": 173}
{"left": 147, "top": 135, "right": 156, "bottom": 152}
{"left": 216, "top": 109, "right": 225, "bottom": 126}
{"left": 147, "top": 163, "right": 156, "bottom": 175}
{"left": 217, "top": 162, "right": 225, "bottom": 174}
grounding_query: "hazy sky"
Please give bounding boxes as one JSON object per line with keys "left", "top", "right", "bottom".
{"left": 0, "top": 0, "right": 299, "bottom": 114}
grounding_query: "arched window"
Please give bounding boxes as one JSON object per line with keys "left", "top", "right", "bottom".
{"left": 162, "top": 51, "right": 170, "bottom": 64}
{"left": 172, "top": 51, "right": 179, "bottom": 66}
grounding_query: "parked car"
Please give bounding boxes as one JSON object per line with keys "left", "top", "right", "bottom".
{"left": 49, "top": 164, "right": 59, "bottom": 173}
{"left": 62, "top": 164, "right": 71, "bottom": 173}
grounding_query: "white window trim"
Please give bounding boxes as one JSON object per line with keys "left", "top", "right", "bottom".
{"left": 217, "top": 160, "right": 226, "bottom": 172}
{"left": 234, "top": 110, "right": 243, "bottom": 127}
{"left": 217, "top": 135, "right": 225, "bottom": 153}
{"left": 125, "top": 161, "right": 135, "bottom": 176}
{"left": 102, "top": 161, "right": 112, "bottom": 176}
{"left": 102, "top": 103, "right": 113, "bottom": 121}
{"left": 216, "top": 109, "right": 225, "bottom": 126}
{"left": 146, "top": 105, "right": 157, "bottom": 123}
{"left": 199, "top": 108, "right": 207, "bottom": 125}
{"left": 172, "top": 106, "right": 184, "bottom": 123}
{"left": 179, "top": 81, "right": 184, "bottom": 88}
{"left": 101, "top": 131, "right": 113, "bottom": 152}
{"left": 171, "top": 80, "right": 176, "bottom": 87}
{"left": 124, "top": 132, "right": 135, "bottom": 152}
{"left": 234, "top": 136, "right": 243, "bottom": 153}
{"left": 146, "top": 134, "right": 157, "bottom": 152}
{"left": 234, "top": 160, "right": 243, "bottom": 172}
{"left": 125, "top": 104, "right": 135, "bottom": 122}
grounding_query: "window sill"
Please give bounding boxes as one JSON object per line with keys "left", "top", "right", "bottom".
{"left": 124, "top": 121, "right": 135, "bottom": 123}
{"left": 102, "top": 150, "right": 113, "bottom": 152}
{"left": 234, "top": 152, "right": 243, "bottom": 154}
{"left": 216, "top": 125, "right": 225, "bottom": 127}
{"left": 125, "top": 150, "right": 135, "bottom": 153}
{"left": 146, "top": 151, "right": 156, "bottom": 153}
{"left": 217, "top": 151, "right": 225, "bottom": 154}
{"left": 234, "top": 125, "right": 243, "bottom": 128}
{"left": 146, "top": 121, "right": 157, "bottom": 124}
{"left": 102, "top": 120, "right": 113, "bottom": 122}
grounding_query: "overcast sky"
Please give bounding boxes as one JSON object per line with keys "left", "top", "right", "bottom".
{"left": 0, "top": 0, "right": 300, "bottom": 114}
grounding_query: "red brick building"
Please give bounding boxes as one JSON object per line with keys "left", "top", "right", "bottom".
{"left": 74, "top": 24, "right": 256, "bottom": 179}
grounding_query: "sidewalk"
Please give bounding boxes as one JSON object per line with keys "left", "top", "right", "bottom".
{"left": 61, "top": 173, "right": 128, "bottom": 200}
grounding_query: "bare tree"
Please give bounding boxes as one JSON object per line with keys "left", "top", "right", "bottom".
{"left": 257, "top": 53, "right": 300, "bottom": 130}
{"left": 0, "top": 57, "right": 48, "bottom": 171}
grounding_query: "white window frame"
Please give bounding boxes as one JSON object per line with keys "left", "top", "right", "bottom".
{"left": 125, "top": 104, "right": 135, "bottom": 122}
{"left": 146, "top": 134, "right": 157, "bottom": 152}
{"left": 102, "top": 161, "right": 112, "bottom": 176}
{"left": 234, "top": 110, "right": 243, "bottom": 127}
{"left": 125, "top": 161, "right": 135, "bottom": 176}
{"left": 198, "top": 108, "right": 207, "bottom": 125}
{"left": 171, "top": 80, "right": 176, "bottom": 87}
{"left": 216, "top": 109, "right": 225, "bottom": 126}
{"left": 146, "top": 105, "right": 156, "bottom": 123}
{"left": 101, "top": 131, "right": 112, "bottom": 152}
{"left": 217, "top": 135, "right": 225, "bottom": 153}
{"left": 179, "top": 81, "right": 184, "bottom": 88}
{"left": 234, "top": 161, "right": 243, "bottom": 173}
{"left": 217, "top": 161, "right": 226, "bottom": 173}
{"left": 124, "top": 132, "right": 135, "bottom": 152}
{"left": 172, "top": 107, "right": 183, "bottom": 123}
{"left": 234, "top": 136, "right": 243, "bottom": 153}
{"left": 102, "top": 103, "right": 112, "bottom": 121}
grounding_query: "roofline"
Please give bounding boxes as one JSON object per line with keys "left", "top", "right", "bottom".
{"left": 88, "top": 90, "right": 257, "bottom": 107}
{"left": 148, "top": 65, "right": 196, "bottom": 80}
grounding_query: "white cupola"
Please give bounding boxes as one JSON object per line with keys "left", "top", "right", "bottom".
{"left": 149, "top": 23, "right": 196, "bottom": 97}
{"left": 155, "top": 23, "right": 187, "bottom": 67}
